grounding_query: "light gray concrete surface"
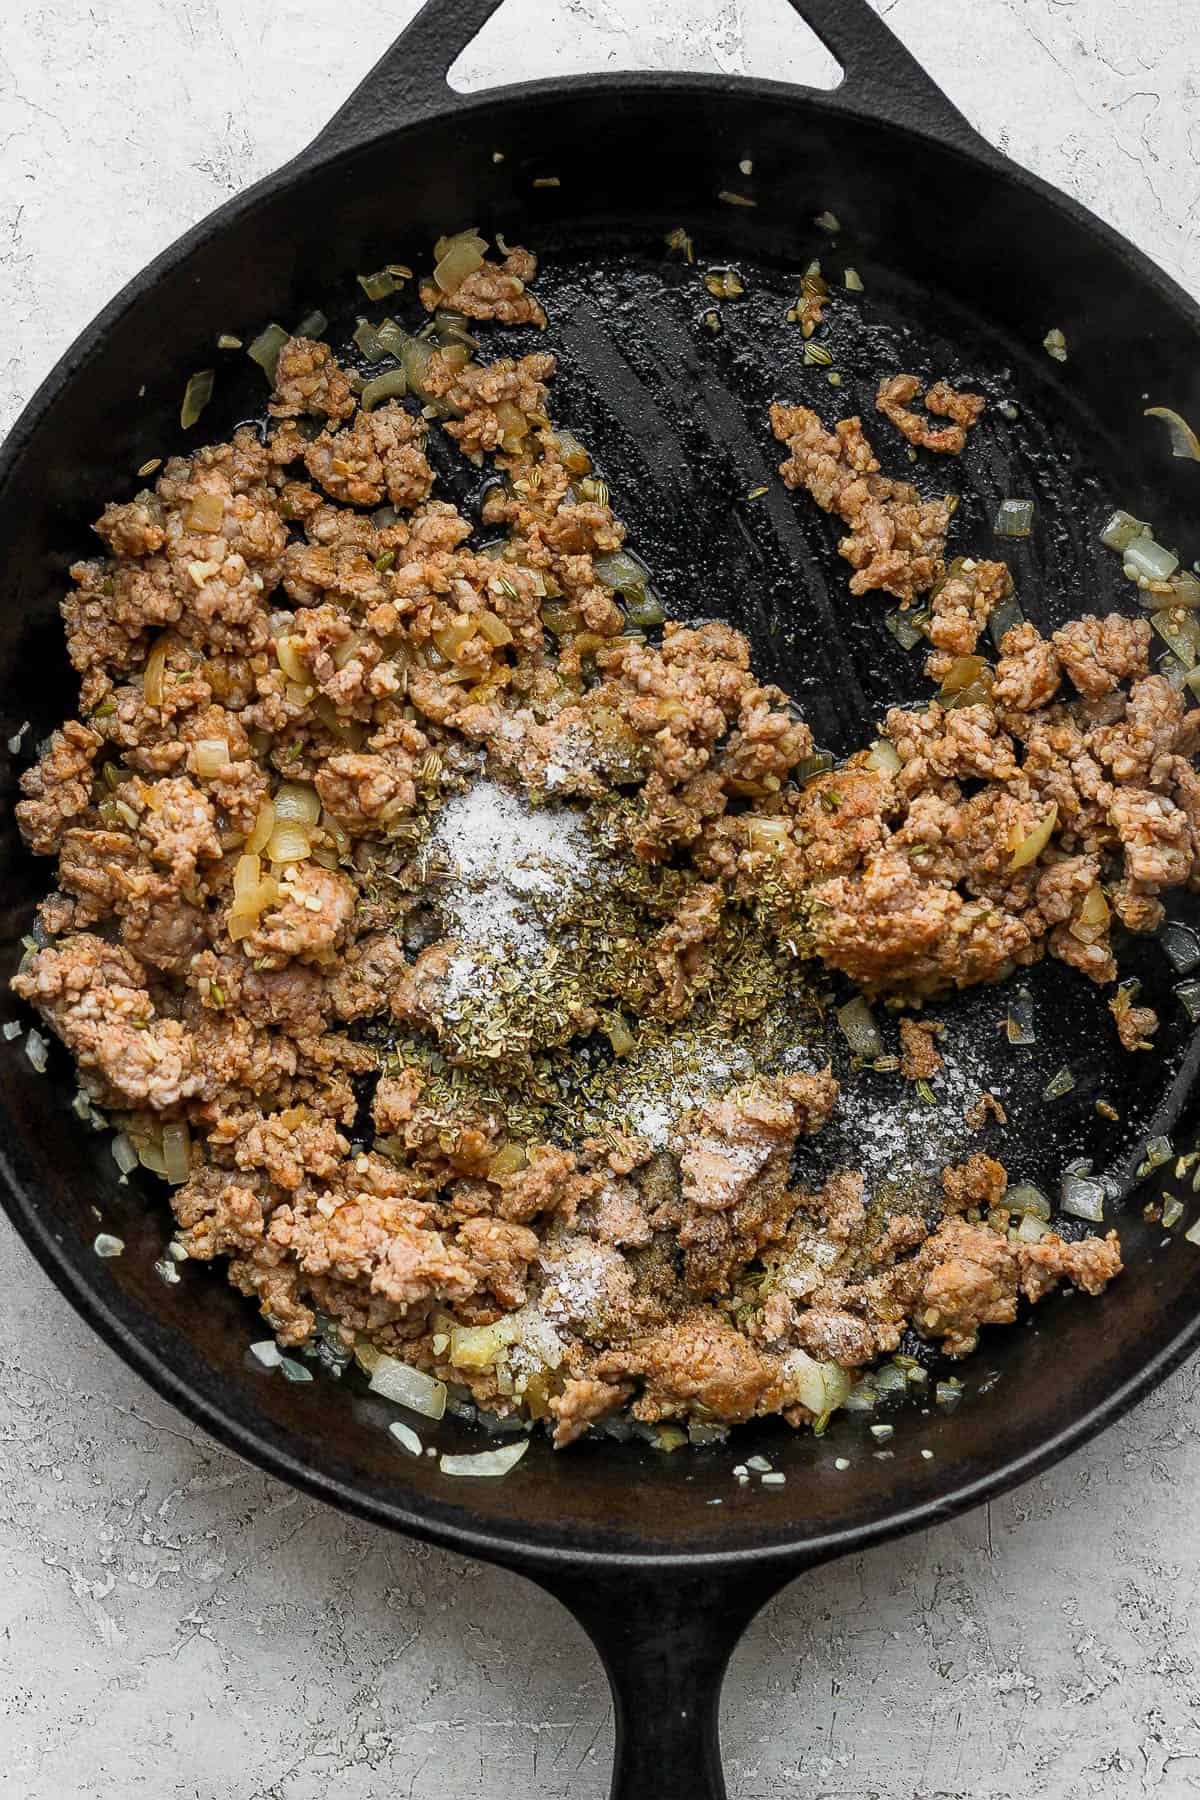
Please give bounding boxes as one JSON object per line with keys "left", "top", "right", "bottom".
{"left": 2, "top": 2, "right": 1199, "bottom": 1795}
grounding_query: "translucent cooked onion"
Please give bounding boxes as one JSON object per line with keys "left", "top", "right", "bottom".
{"left": 1145, "top": 405, "right": 1200, "bottom": 461}
{"left": 330, "top": 632, "right": 364, "bottom": 671}
{"left": 487, "top": 1142, "right": 529, "bottom": 1180}
{"left": 837, "top": 995, "right": 885, "bottom": 1058}
{"left": 884, "top": 608, "right": 925, "bottom": 650}
{"left": 180, "top": 369, "right": 214, "bottom": 430}
{"left": 358, "top": 269, "right": 398, "bottom": 302}
{"left": 434, "top": 236, "right": 487, "bottom": 293}
{"left": 439, "top": 1439, "right": 529, "bottom": 1478}
{"left": 476, "top": 608, "right": 514, "bottom": 647}
{"left": 369, "top": 1355, "right": 447, "bottom": 1419}
{"left": 296, "top": 308, "right": 328, "bottom": 340}
{"left": 1099, "top": 509, "right": 1145, "bottom": 553}
{"left": 745, "top": 817, "right": 790, "bottom": 853}
{"left": 1160, "top": 920, "right": 1200, "bottom": 974}
{"left": 1125, "top": 535, "right": 1180, "bottom": 583}
{"left": 185, "top": 491, "right": 225, "bottom": 532}
{"left": 194, "top": 737, "right": 230, "bottom": 778}
{"left": 794, "top": 750, "right": 835, "bottom": 784}
{"left": 273, "top": 783, "right": 319, "bottom": 829}
{"left": 1006, "top": 1183, "right": 1051, "bottom": 1220}
{"left": 245, "top": 798, "right": 275, "bottom": 855}
{"left": 1151, "top": 609, "right": 1200, "bottom": 668}
{"left": 1008, "top": 800, "right": 1058, "bottom": 870}
{"left": 389, "top": 1421, "right": 423, "bottom": 1456}
{"left": 360, "top": 368, "right": 408, "bottom": 412}
{"left": 353, "top": 318, "right": 385, "bottom": 359}
{"left": 162, "top": 1120, "right": 191, "bottom": 1186}
{"left": 594, "top": 550, "right": 652, "bottom": 596}
{"left": 143, "top": 635, "right": 169, "bottom": 706}
{"left": 93, "top": 1233, "right": 125, "bottom": 1258}
{"left": 553, "top": 431, "right": 592, "bottom": 475}
{"left": 275, "top": 635, "right": 308, "bottom": 683}
{"left": 865, "top": 738, "right": 901, "bottom": 775}
{"left": 266, "top": 819, "right": 312, "bottom": 865}
{"left": 780, "top": 1348, "right": 852, "bottom": 1419}
{"left": 1061, "top": 1171, "right": 1104, "bottom": 1220}
{"left": 247, "top": 323, "right": 289, "bottom": 381}
{"left": 994, "top": 498, "right": 1034, "bottom": 538}
{"left": 1005, "top": 985, "right": 1036, "bottom": 1046}
{"left": 111, "top": 1133, "right": 139, "bottom": 1176}
{"left": 450, "top": 1317, "right": 520, "bottom": 1370}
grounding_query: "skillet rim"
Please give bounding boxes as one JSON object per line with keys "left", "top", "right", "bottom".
{"left": 4, "top": 67, "right": 1200, "bottom": 1576}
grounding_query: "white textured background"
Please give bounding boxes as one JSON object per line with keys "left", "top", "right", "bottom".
{"left": 2, "top": 3, "right": 1199, "bottom": 1796}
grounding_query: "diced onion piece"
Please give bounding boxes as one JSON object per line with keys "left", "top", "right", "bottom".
{"left": 1100, "top": 509, "right": 1145, "bottom": 553}
{"left": 245, "top": 797, "right": 276, "bottom": 855}
{"left": 180, "top": 369, "right": 214, "bottom": 430}
{"left": 780, "top": 1348, "right": 852, "bottom": 1418}
{"left": 884, "top": 608, "right": 925, "bottom": 650}
{"left": 1168, "top": 571, "right": 1200, "bottom": 611}
{"left": 143, "top": 635, "right": 169, "bottom": 706}
{"left": 24, "top": 1028, "right": 48, "bottom": 1072}
{"left": 358, "top": 269, "right": 398, "bottom": 301}
{"left": 1008, "top": 801, "right": 1057, "bottom": 870}
{"left": 938, "top": 654, "right": 992, "bottom": 702}
{"left": 93, "top": 1233, "right": 125, "bottom": 1258}
{"left": 994, "top": 498, "right": 1034, "bottom": 538}
{"left": 434, "top": 235, "right": 487, "bottom": 293}
{"left": 935, "top": 1380, "right": 962, "bottom": 1411}
{"left": 475, "top": 608, "right": 514, "bottom": 648}
{"left": 267, "top": 819, "right": 312, "bottom": 865}
{"left": 1145, "top": 405, "right": 1200, "bottom": 462}
{"left": 111, "top": 1133, "right": 139, "bottom": 1175}
{"left": 553, "top": 431, "right": 592, "bottom": 475}
{"left": 1005, "top": 985, "right": 1036, "bottom": 1046}
{"left": 137, "top": 1134, "right": 168, "bottom": 1176}
{"left": 1137, "top": 1133, "right": 1173, "bottom": 1175}
{"left": 233, "top": 852, "right": 264, "bottom": 904}
{"left": 624, "top": 589, "right": 666, "bottom": 628}
{"left": 1151, "top": 609, "right": 1200, "bottom": 668}
{"left": 1017, "top": 1214, "right": 1049, "bottom": 1243}
{"left": 1006, "top": 1183, "right": 1051, "bottom": 1220}
{"left": 837, "top": 995, "right": 885, "bottom": 1058}
{"left": 844, "top": 267, "right": 864, "bottom": 292}
{"left": 488, "top": 1142, "right": 529, "bottom": 1181}
{"left": 1043, "top": 327, "right": 1068, "bottom": 362}
{"left": 353, "top": 318, "right": 385, "bottom": 359}
{"left": 330, "top": 632, "right": 364, "bottom": 671}
{"left": 185, "top": 491, "right": 225, "bottom": 532}
{"left": 605, "top": 1013, "right": 635, "bottom": 1057}
{"left": 594, "top": 550, "right": 651, "bottom": 597}
{"left": 1042, "top": 1064, "right": 1075, "bottom": 1102}
{"left": 361, "top": 368, "right": 408, "bottom": 412}
{"left": 1126, "top": 535, "right": 1180, "bottom": 583}
{"left": 1070, "top": 883, "right": 1110, "bottom": 943}
{"left": 296, "top": 308, "right": 328, "bottom": 340}
{"left": 369, "top": 1355, "right": 448, "bottom": 1420}
{"left": 435, "top": 616, "right": 477, "bottom": 661}
{"left": 250, "top": 1340, "right": 282, "bottom": 1368}
{"left": 1179, "top": 979, "right": 1200, "bottom": 1024}
{"left": 162, "top": 1120, "right": 191, "bottom": 1186}
{"left": 1061, "top": 1172, "right": 1104, "bottom": 1220}
{"left": 1162, "top": 1197, "right": 1185, "bottom": 1230}
{"left": 449, "top": 1317, "right": 521, "bottom": 1370}
{"left": 1185, "top": 1219, "right": 1200, "bottom": 1247}
{"left": 248, "top": 323, "right": 289, "bottom": 381}
{"left": 1160, "top": 921, "right": 1200, "bottom": 974}
{"left": 273, "top": 782, "right": 321, "bottom": 826}
{"left": 275, "top": 635, "right": 308, "bottom": 683}
{"left": 279, "top": 1357, "right": 313, "bottom": 1383}
{"left": 745, "top": 817, "right": 790, "bottom": 853}
{"left": 865, "top": 738, "right": 901, "bottom": 775}
{"left": 389, "top": 1421, "right": 423, "bottom": 1456}
{"left": 439, "top": 1439, "right": 529, "bottom": 1478}
{"left": 194, "top": 737, "right": 230, "bottom": 778}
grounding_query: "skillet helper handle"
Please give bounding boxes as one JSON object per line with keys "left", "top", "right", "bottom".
{"left": 781, "top": 0, "right": 994, "bottom": 159}
{"left": 539, "top": 1565, "right": 790, "bottom": 1800}
{"left": 309, "top": 0, "right": 997, "bottom": 164}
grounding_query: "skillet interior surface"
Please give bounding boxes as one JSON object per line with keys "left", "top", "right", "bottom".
{"left": 2, "top": 80, "right": 1200, "bottom": 1568}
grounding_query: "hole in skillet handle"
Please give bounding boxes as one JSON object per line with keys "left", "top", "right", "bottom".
{"left": 532, "top": 1560, "right": 797, "bottom": 1800}
{"left": 302, "top": 0, "right": 999, "bottom": 169}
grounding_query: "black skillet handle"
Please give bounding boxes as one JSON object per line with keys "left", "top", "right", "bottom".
{"left": 306, "top": 0, "right": 996, "bottom": 164}
{"left": 533, "top": 1563, "right": 796, "bottom": 1800}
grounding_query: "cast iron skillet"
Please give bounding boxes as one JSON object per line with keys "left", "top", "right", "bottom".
{"left": 3, "top": 2, "right": 1200, "bottom": 1794}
